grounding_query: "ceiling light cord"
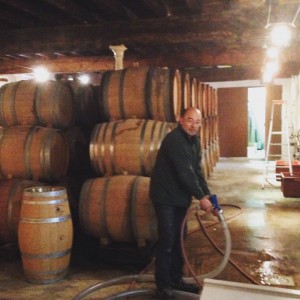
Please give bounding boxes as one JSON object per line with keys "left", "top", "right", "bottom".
{"left": 291, "top": 4, "right": 300, "bottom": 27}
{"left": 266, "top": 0, "right": 272, "bottom": 28}
{"left": 266, "top": 0, "right": 300, "bottom": 28}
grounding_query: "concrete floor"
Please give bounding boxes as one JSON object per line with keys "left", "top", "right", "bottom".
{"left": 0, "top": 157, "right": 300, "bottom": 299}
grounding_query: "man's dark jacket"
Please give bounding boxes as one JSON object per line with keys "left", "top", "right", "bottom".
{"left": 150, "top": 124, "right": 211, "bottom": 208}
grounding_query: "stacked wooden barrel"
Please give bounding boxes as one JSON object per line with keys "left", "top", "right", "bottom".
{"left": 0, "top": 80, "right": 73, "bottom": 182}
{"left": 181, "top": 73, "right": 219, "bottom": 180}
{"left": 79, "top": 67, "right": 182, "bottom": 247}
{"left": 0, "top": 78, "right": 99, "bottom": 282}
{"left": 199, "top": 83, "right": 219, "bottom": 179}
{"left": 0, "top": 68, "right": 220, "bottom": 263}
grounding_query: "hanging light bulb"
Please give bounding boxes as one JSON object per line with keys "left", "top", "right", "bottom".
{"left": 33, "top": 66, "right": 50, "bottom": 82}
{"left": 78, "top": 74, "right": 90, "bottom": 84}
{"left": 270, "top": 23, "right": 292, "bottom": 47}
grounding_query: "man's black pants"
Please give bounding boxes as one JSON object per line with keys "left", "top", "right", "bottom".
{"left": 153, "top": 203, "right": 188, "bottom": 289}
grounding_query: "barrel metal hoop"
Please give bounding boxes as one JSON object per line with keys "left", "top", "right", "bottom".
{"left": 20, "top": 214, "right": 71, "bottom": 223}
{"left": 94, "top": 122, "right": 110, "bottom": 175}
{"left": 130, "top": 176, "right": 139, "bottom": 240}
{"left": 0, "top": 83, "right": 8, "bottom": 126}
{"left": 119, "top": 68, "right": 127, "bottom": 119}
{"left": 157, "top": 121, "right": 168, "bottom": 149}
{"left": 100, "top": 71, "right": 111, "bottom": 121}
{"left": 0, "top": 127, "right": 6, "bottom": 177}
{"left": 10, "top": 81, "right": 22, "bottom": 125}
{"left": 34, "top": 83, "right": 45, "bottom": 125}
{"left": 22, "top": 198, "right": 67, "bottom": 205}
{"left": 40, "top": 128, "right": 55, "bottom": 180}
{"left": 52, "top": 81, "right": 63, "bottom": 127}
{"left": 139, "top": 120, "right": 148, "bottom": 175}
{"left": 90, "top": 125, "right": 100, "bottom": 174}
{"left": 109, "top": 121, "right": 119, "bottom": 175}
{"left": 100, "top": 178, "right": 111, "bottom": 238}
{"left": 99, "top": 122, "right": 110, "bottom": 176}
{"left": 24, "top": 267, "right": 69, "bottom": 283}
{"left": 21, "top": 248, "right": 71, "bottom": 259}
{"left": 24, "top": 127, "right": 36, "bottom": 179}
{"left": 24, "top": 187, "right": 66, "bottom": 197}
{"left": 149, "top": 120, "right": 158, "bottom": 167}
{"left": 164, "top": 68, "right": 172, "bottom": 120}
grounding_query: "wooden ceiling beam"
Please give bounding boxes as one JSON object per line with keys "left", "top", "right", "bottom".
{"left": 0, "top": 0, "right": 69, "bottom": 26}
{"left": 88, "top": 0, "right": 138, "bottom": 19}
{"left": 138, "top": 0, "right": 170, "bottom": 17}
{"left": 41, "top": 0, "right": 104, "bottom": 23}
{"left": 0, "top": 9, "right": 36, "bottom": 28}
{"left": 0, "top": 46, "right": 298, "bottom": 80}
{"left": 0, "top": 16, "right": 267, "bottom": 54}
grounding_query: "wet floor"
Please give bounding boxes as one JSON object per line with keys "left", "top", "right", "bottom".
{"left": 0, "top": 157, "right": 299, "bottom": 299}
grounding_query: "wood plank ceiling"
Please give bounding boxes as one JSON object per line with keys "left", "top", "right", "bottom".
{"left": 0, "top": 0, "right": 300, "bottom": 82}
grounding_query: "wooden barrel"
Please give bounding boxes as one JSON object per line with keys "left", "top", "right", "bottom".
{"left": 0, "top": 126, "right": 69, "bottom": 181}
{"left": 190, "top": 77, "right": 197, "bottom": 108}
{"left": 99, "top": 67, "right": 182, "bottom": 122}
{"left": 211, "top": 87, "right": 217, "bottom": 117}
{"left": 90, "top": 119, "right": 175, "bottom": 176}
{"left": 0, "top": 179, "right": 45, "bottom": 244}
{"left": 203, "top": 118, "right": 210, "bottom": 149}
{"left": 201, "top": 149, "right": 209, "bottom": 181}
{"left": 201, "top": 83, "right": 208, "bottom": 118}
{"left": 0, "top": 80, "right": 75, "bottom": 129}
{"left": 182, "top": 72, "right": 191, "bottom": 110}
{"left": 79, "top": 175, "right": 157, "bottom": 245}
{"left": 197, "top": 80, "right": 203, "bottom": 112}
{"left": 18, "top": 186, "right": 73, "bottom": 284}
{"left": 207, "top": 86, "right": 213, "bottom": 117}
{"left": 68, "top": 82, "right": 99, "bottom": 128}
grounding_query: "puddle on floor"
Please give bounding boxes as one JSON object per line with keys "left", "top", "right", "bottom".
{"left": 258, "top": 261, "right": 295, "bottom": 286}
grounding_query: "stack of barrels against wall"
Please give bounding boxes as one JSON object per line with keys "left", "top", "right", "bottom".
{"left": 181, "top": 70, "right": 219, "bottom": 180}
{"left": 0, "top": 79, "right": 99, "bottom": 283}
{"left": 80, "top": 67, "right": 181, "bottom": 249}
{"left": 79, "top": 66, "right": 220, "bottom": 250}
{"left": 0, "top": 67, "right": 220, "bottom": 282}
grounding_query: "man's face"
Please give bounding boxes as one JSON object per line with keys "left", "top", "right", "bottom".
{"left": 179, "top": 109, "right": 202, "bottom": 136}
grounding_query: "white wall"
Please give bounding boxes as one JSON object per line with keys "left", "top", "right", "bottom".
{"left": 208, "top": 78, "right": 300, "bottom": 158}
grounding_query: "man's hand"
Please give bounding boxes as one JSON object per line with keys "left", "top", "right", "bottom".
{"left": 199, "top": 195, "right": 213, "bottom": 213}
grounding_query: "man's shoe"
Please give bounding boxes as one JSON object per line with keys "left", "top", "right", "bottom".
{"left": 155, "top": 287, "right": 178, "bottom": 299}
{"left": 171, "top": 280, "right": 200, "bottom": 294}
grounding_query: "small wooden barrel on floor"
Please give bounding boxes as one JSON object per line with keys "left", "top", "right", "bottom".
{"left": 18, "top": 186, "right": 73, "bottom": 284}
{"left": 0, "top": 179, "right": 45, "bottom": 244}
{"left": 79, "top": 175, "right": 157, "bottom": 246}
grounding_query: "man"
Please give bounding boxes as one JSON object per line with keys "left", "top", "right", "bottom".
{"left": 150, "top": 107, "right": 213, "bottom": 299}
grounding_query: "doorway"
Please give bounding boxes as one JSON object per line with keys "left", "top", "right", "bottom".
{"left": 247, "top": 87, "right": 266, "bottom": 159}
